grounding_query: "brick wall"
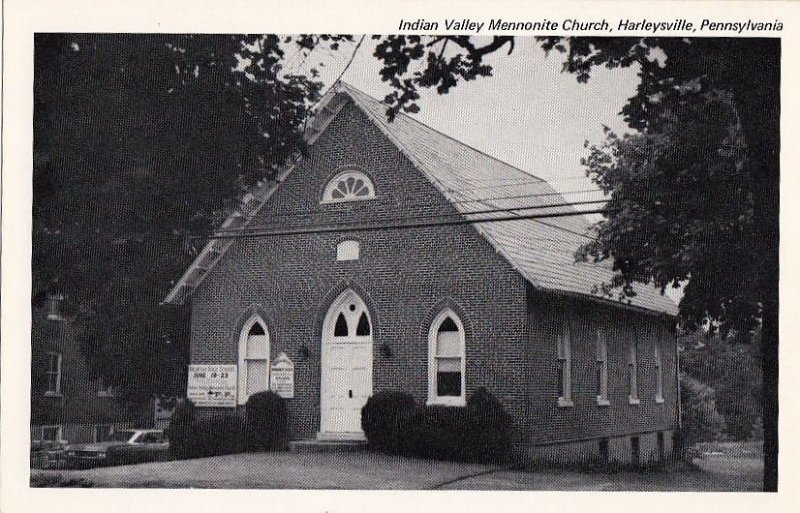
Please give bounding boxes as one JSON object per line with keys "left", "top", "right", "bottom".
{"left": 523, "top": 290, "right": 678, "bottom": 445}
{"left": 30, "top": 306, "right": 149, "bottom": 444}
{"left": 190, "top": 100, "right": 529, "bottom": 439}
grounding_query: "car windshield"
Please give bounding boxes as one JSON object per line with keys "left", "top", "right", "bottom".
{"left": 109, "top": 430, "right": 137, "bottom": 442}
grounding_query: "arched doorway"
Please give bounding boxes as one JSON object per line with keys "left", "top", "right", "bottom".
{"left": 320, "top": 289, "right": 373, "bottom": 438}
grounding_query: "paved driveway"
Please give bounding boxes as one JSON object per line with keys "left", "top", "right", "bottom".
{"left": 32, "top": 451, "right": 506, "bottom": 489}
{"left": 30, "top": 451, "right": 762, "bottom": 491}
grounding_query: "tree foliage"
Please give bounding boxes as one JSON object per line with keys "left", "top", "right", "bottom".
{"left": 33, "top": 34, "right": 350, "bottom": 399}
{"left": 680, "top": 330, "right": 762, "bottom": 441}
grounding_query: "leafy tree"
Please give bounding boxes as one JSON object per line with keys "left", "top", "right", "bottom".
{"left": 679, "top": 374, "right": 728, "bottom": 446}
{"left": 372, "top": 36, "right": 779, "bottom": 490}
{"left": 680, "top": 330, "right": 762, "bottom": 441}
{"left": 33, "top": 34, "right": 349, "bottom": 400}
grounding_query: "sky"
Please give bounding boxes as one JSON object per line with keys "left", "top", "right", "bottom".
{"left": 283, "top": 36, "right": 640, "bottom": 202}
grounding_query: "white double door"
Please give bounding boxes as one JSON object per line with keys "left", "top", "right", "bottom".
{"left": 320, "top": 339, "right": 372, "bottom": 436}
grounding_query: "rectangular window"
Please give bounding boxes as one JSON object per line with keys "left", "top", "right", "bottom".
{"left": 45, "top": 352, "right": 62, "bottom": 396}
{"left": 41, "top": 425, "right": 62, "bottom": 442}
{"left": 94, "top": 424, "right": 114, "bottom": 442}
{"left": 654, "top": 343, "right": 664, "bottom": 403}
{"left": 436, "top": 330, "right": 462, "bottom": 397}
{"left": 628, "top": 340, "right": 639, "bottom": 404}
{"left": 631, "top": 436, "right": 641, "bottom": 466}
{"left": 557, "top": 322, "right": 572, "bottom": 406}
{"left": 596, "top": 329, "right": 609, "bottom": 405}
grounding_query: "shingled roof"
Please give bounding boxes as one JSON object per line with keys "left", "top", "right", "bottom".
{"left": 164, "top": 82, "right": 678, "bottom": 316}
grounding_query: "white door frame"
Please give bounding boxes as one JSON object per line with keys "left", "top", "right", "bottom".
{"left": 319, "top": 289, "right": 373, "bottom": 439}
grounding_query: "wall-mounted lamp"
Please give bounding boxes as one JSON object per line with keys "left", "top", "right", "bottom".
{"left": 298, "top": 345, "right": 310, "bottom": 360}
{"left": 380, "top": 343, "right": 392, "bottom": 358}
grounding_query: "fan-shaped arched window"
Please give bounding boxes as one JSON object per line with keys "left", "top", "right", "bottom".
{"left": 322, "top": 170, "right": 375, "bottom": 203}
{"left": 238, "top": 317, "right": 270, "bottom": 405}
{"left": 428, "top": 309, "right": 466, "bottom": 406}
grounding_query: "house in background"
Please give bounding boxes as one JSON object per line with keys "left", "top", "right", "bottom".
{"left": 30, "top": 295, "right": 151, "bottom": 446}
{"left": 164, "top": 82, "right": 680, "bottom": 465}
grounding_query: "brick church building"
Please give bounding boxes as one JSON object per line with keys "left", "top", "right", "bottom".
{"left": 164, "top": 82, "right": 679, "bottom": 464}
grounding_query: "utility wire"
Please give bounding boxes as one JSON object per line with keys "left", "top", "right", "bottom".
{"left": 218, "top": 198, "right": 608, "bottom": 235}
{"left": 205, "top": 207, "right": 608, "bottom": 241}
{"left": 444, "top": 182, "right": 597, "bottom": 241}
{"left": 232, "top": 185, "right": 605, "bottom": 228}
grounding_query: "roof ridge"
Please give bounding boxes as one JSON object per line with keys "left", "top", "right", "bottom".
{"left": 338, "top": 82, "right": 547, "bottom": 185}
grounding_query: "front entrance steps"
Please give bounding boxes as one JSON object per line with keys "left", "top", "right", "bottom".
{"left": 289, "top": 439, "right": 368, "bottom": 454}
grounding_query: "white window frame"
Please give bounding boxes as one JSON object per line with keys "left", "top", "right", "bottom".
{"left": 654, "top": 342, "right": 665, "bottom": 403}
{"left": 596, "top": 328, "right": 610, "bottom": 406}
{"left": 40, "top": 425, "right": 62, "bottom": 442}
{"left": 321, "top": 170, "right": 376, "bottom": 204}
{"left": 237, "top": 317, "right": 270, "bottom": 406}
{"left": 336, "top": 240, "right": 360, "bottom": 261}
{"left": 557, "top": 321, "right": 573, "bottom": 407}
{"left": 427, "top": 309, "right": 466, "bottom": 407}
{"left": 628, "top": 338, "right": 640, "bottom": 405}
{"left": 45, "top": 352, "right": 62, "bottom": 396}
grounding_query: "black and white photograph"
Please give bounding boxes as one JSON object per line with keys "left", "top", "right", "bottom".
{"left": 3, "top": 1, "right": 795, "bottom": 510}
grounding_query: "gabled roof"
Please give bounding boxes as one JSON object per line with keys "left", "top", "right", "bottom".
{"left": 164, "top": 82, "right": 678, "bottom": 316}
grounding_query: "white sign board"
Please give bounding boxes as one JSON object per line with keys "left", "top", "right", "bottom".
{"left": 187, "top": 364, "right": 237, "bottom": 407}
{"left": 269, "top": 353, "right": 294, "bottom": 399}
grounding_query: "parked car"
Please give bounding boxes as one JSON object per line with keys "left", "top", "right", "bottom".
{"left": 64, "top": 429, "right": 169, "bottom": 468}
{"left": 30, "top": 439, "right": 66, "bottom": 469}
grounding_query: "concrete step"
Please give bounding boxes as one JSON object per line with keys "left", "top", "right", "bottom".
{"left": 289, "top": 439, "right": 368, "bottom": 454}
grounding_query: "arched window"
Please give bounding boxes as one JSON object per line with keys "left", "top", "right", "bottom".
{"left": 322, "top": 170, "right": 375, "bottom": 203}
{"left": 326, "top": 290, "right": 371, "bottom": 339}
{"left": 238, "top": 318, "right": 270, "bottom": 405}
{"left": 428, "top": 310, "right": 466, "bottom": 406}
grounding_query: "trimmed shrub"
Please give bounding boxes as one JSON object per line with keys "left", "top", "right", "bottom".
{"left": 361, "top": 391, "right": 419, "bottom": 453}
{"left": 245, "top": 391, "right": 289, "bottom": 451}
{"left": 465, "top": 387, "right": 513, "bottom": 462}
{"left": 165, "top": 399, "right": 197, "bottom": 460}
{"left": 193, "top": 414, "right": 246, "bottom": 457}
{"left": 400, "top": 405, "right": 473, "bottom": 461}
{"left": 166, "top": 399, "right": 246, "bottom": 459}
{"left": 398, "top": 388, "right": 513, "bottom": 463}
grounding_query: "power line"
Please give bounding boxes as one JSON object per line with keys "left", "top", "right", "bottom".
{"left": 445, "top": 184, "right": 596, "bottom": 241}
{"left": 229, "top": 184, "right": 604, "bottom": 229}
{"left": 205, "top": 207, "right": 608, "bottom": 241}
{"left": 218, "top": 198, "right": 608, "bottom": 235}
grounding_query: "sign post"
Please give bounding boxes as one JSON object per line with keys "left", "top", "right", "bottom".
{"left": 187, "top": 364, "right": 237, "bottom": 407}
{"left": 270, "top": 353, "right": 295, "bottom": 399}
